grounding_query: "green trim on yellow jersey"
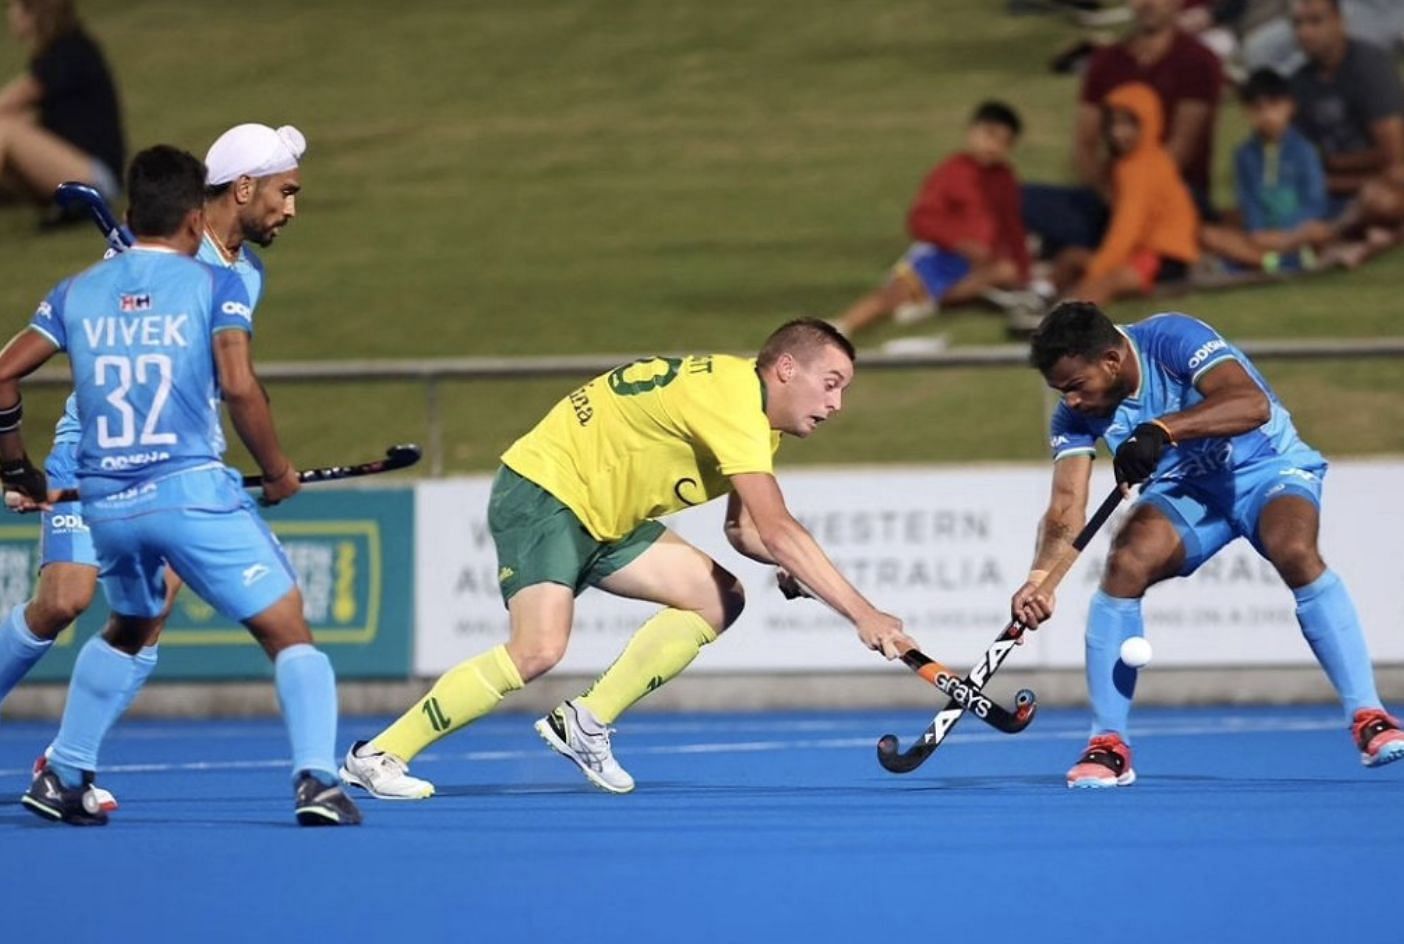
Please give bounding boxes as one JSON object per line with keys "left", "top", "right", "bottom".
{"left": 501, "top": 354, "right": 780, "bottom": 541}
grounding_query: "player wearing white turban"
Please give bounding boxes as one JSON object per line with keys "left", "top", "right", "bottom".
{"left": 203, "top": 123, "right": 306, "bottom": 255}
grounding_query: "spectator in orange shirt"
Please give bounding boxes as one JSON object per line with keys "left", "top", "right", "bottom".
{"left": 833, "top": 102, "right": 1031, "bottom": 339}
{"left": 1051, "top": 83, "right": 1201, "bottom": 306}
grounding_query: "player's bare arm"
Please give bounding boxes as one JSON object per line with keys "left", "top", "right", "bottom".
{"left": 729, "top": 471, "right": 915, "bottom": 659}
{"left": 213, "top": 331, "right": 298, "bottom": 505}
{"left": 0, "top": 328, "right": 59, "bottom": 503}
{"left": 1013, "top": 452, "right": 1091, "bottom": 628}
{"left": 1153, "top": 361, "right": 1271, "bottom": 443}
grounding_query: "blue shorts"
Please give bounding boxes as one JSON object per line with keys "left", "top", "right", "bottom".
{"left": 893, "top": 243, "right": 971, "bottom": 300}
{"left": 1138, "top": 455, "right": 1328, "bottom": 576}
{"left": 40, "top": 443, "right": 97, "bottom": 569}
{"left": 84, "top": 466, "right": 296, "bottom": 621}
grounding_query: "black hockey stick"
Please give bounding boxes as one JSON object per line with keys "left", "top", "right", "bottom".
{"left": 54, "top": 181, "right": 132, "bottom": 252}
{"left": 48, "top": 445, "right": 422, "bottom": 503}
{"left": 898, "top": 648, "right": 1037, "bottom": 735}
{"left": 788, "top": 573, "right": 1033, "bottom": 734}
{"left": 876, "top": 485, "right": 1125, "bottom": 773}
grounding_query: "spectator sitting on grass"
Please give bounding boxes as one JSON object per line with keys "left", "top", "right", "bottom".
{"left": 0, "top": 0, "right": 124, "bottom": 226}
{"left": 1047, "top": 82, "right": 1200, "bottom": 307}
{"left": 1201, "top": 68, "right": 1331, "bottom": 272}
{"left": 832, "top": 101, "right": 1033, "bottom": 340}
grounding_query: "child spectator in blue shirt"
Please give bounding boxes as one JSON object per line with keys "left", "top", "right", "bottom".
{"left": 1201, "top": 68, "right": 1331, "bottom": 272}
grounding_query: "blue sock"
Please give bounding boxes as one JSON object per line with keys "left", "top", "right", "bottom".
{"left": 1085, "top": 590, "right": 1143, "bottom": 739}
{"left": 274, "top": 644, "right": 338, "bottom": 783}
{"left": 115, "top": 645, "right": 158, "bottom": 717}
{"left": 49, "top": 637, "right": 137, "bottom": 788}
{"left": 0, "top": 603, "right": 50, "bottom": 704}
{"left": 1294, "top": 570, "right": 1380, "bottom": 720}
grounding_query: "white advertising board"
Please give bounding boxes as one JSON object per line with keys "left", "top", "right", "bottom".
{"left": 414, "top": 461, "right": 1403, "bottom": 675}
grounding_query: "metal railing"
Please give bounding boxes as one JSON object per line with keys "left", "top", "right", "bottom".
{"left": 25, "top": 337, "right": 1404, "bottom": 475}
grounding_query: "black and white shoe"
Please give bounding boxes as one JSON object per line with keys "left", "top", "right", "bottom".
{"left": 294, "top": 771, "right": 364, "bottom": 827}
{"left": 21, "top": 767, "right": 108, "bottom": 826}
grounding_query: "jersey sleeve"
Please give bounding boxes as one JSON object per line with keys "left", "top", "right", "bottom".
{"left": 1049, "top": 403, "right": 1096, "bottom": 462}
{"left": 210, "top": 268, "right": 254, "bottom": 335}
{"left": 676, "top": 360, "right": 775, "bottom": 477}
{"left": 27, "top": 281, "right": 69, "bottom": 350}
{"left": 1147, "top": 313, "right": 1237, "bottom": 385}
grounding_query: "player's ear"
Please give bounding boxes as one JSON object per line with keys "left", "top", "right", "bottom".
{"left": 234, "top": 175, "right": 256, "bottom": 205}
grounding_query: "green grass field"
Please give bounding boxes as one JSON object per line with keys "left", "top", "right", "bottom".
{"left": 3, "top": 0, "right": 1402, "bottom": 470}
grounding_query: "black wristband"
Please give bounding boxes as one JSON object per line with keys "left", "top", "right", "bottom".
{"left": 0, "top": 399, "right": 22, "bottom": 434}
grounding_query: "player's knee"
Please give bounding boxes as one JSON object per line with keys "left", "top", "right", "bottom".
{"left": 714, "top": 574, "right": 746, "bottom": 634}
{"left": 1102, "top": 547, "right": 1159, "bottom": 596}
{"left": 29, "top": 581, "right": 96, "bottom": 636}
{"left": 1268, "top": 540, "right": 1324, "bottom": 587}
{"left": 511, "top": 635, "right": 569, "bottom": 680}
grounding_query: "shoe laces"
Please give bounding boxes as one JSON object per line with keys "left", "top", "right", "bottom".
{"left": 570, "top": 715, "right": 618, "bottom": 765}
{"left": 1079, "top": 734, "right": 1129, "bottom": 771}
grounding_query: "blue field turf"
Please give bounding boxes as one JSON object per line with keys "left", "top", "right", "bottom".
{"left": 2, "top": 704, "right": 1400, "bottom": 943}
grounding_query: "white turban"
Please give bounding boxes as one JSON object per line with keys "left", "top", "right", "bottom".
{"left": 204, "top": 123, "right": 307, "bottom": 186}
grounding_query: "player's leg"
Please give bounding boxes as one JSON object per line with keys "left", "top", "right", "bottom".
{"left": 0, "top": 466, "right": 101, "bottom": 704}
{"left": 534, "top": 527, "right": 744, "bottom": 793}
{"left": 345, "top": 466, "right": 593, "bottom": 798}
{"left": 22, "top": 508, "right": 166, "bottom": 827}
{"left": 1068, "top": 489, "right": 1231, "bottom": 788}
{"left": 345, "top": 581, "right": 565, "bottom": 799}
{"left": 1252, "top": 486, "right": 1404, "bottom": 766}
{"left": 158, "top": 478, "right": 359, "bottom": 825}
{"left": 22, "top": 610, "right": 156, "bottom": 827}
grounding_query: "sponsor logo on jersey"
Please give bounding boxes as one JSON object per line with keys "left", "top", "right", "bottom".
{"left": 35, "top": 301, "right": 53, "bottom": 320}
{"left": 47, "top": 513, "right": 88, "bottom": 533}
{"left": 1187, "top": 338, "right": 1227, "bottom": 369}
{"left": 221, "top": 300, "right": 253, "bottom": 322}
{"left": 120, "top": 293, "right": 152, "bottom": 313}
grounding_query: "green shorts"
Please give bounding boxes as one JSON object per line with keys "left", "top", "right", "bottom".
{"left": 488, "top": 465, "right": 665, "bottom": 605}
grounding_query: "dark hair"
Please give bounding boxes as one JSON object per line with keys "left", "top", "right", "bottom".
{"left": 971, "top": 100, "right": 1022, "bottom": 138}
{"left": 1028, "top": 301, "right": 1122, "bottom": 374}
{"left": 126, "top": 145, "right": 207, "bottom": 238}
{"left": 18, "top": 0, "right": 77, "bottom": 55}
{"left": 1240, "top": 68, "right": 1292, "bottom": 104}
{"left": 757, "top": 318, "right": 855, "bottom": 369}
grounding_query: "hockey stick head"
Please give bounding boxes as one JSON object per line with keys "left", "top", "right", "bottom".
{"left": 377, "top": 444, "right": 422, "bottom": 473}
{"left": 54, "top": 180, "right": 131, "bottom": 251}
{"left": 876, "top": 734, "right": 931, "bottom": 774}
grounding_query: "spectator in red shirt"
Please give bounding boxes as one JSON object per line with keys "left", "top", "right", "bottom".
{"left": 1023, "top": 0, "right": 1224, "bottom": 258}
{"left": 832, "top": 102, "right": 1031, "bottom": 339}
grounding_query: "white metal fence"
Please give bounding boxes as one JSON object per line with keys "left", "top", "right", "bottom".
{"left": 25, "top": 337, "right": 1404, "bottom": 475}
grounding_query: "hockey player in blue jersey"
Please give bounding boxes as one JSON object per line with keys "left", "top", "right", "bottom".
{"left": 0, "top": 144, "right": 357, "bottom": 826}
{"left": 0, "top": 123, "right": 305, "bottom": 812}
{"left": 1012, "top": 301, "right": 1404, "bottom": 787}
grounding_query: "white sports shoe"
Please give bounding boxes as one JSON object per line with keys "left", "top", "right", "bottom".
{"left": 339, "top": 740, "right": 435, "bottom": 800}
{"left": 34, "top": 748, "right": 117, "bottom": 812}
{"left": 535, "top": 700, "right": 635, "bottom": 794}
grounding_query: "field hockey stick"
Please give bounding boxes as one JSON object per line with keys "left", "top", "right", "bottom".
{"left": 786, "top": 573, "right": 1034, "bottom": 735}
{"left": 54, "top": 181, "right": 132, "bottom": 252}
{"left": 876, "top": 484, "right": 1125, "bottom": 773}
{"left": 47, "top": 444, "right": 423, "bottom": 503}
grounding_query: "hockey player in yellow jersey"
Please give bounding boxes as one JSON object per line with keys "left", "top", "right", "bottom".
{"left": 340, "top": 319, "right": 917, "bottom": 797}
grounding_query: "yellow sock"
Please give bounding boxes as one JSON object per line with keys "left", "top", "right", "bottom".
{"left": 577, "top": 609, "right": 717, "bottom": 724}
{"left": 373, "top": 644, "right": 523, "bottom": 762}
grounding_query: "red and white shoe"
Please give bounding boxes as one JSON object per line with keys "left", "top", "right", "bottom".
{"left": 33, "top": 749, "right": 118, "bottom": 812}
{"left": 1352, "top": 708, "right": 1404, "bottom": 768}
{"left": 1066, "top": 733, "right": 1136, "bottom": 789}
